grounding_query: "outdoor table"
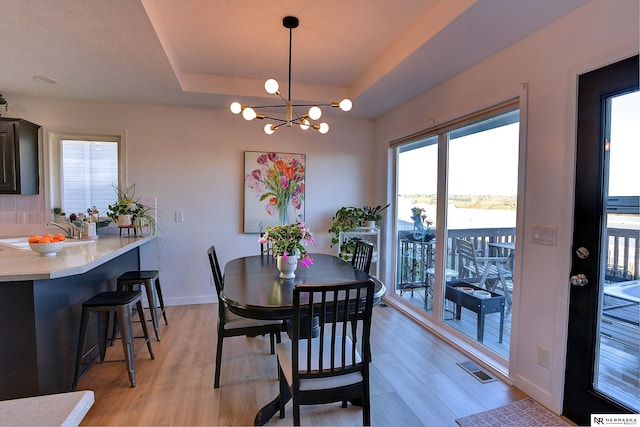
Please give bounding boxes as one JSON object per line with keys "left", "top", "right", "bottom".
{"left": 445, "top": 280, "right": 505, "bottom": 343}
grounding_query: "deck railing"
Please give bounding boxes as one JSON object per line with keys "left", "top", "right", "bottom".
{"left": 395, "top": 226, "right": 638, "bottom": 290}
{"left": 606, "top": 227, "right": 639, "bottom": 281}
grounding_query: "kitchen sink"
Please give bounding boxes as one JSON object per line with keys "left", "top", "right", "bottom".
{"left": 0, "top": 237, "right": 96, "bottom": 250}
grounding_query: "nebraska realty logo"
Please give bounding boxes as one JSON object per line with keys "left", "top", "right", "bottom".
{"left": 592, "top": 414, "right": 640, "bottom": 426}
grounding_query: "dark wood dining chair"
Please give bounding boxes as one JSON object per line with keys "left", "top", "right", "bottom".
{"left": 276, "top": 280, "right": 374, "bottom": 426}
{"left": 207, "top": 245, "right": 283, "bottom": 388}
{"left": 351, "top": 240, "right": 374, "bottom": 273}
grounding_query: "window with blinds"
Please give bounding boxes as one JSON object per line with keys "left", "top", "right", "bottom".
{"left": 61, "top": 139, "right": 118, "bottom": 215}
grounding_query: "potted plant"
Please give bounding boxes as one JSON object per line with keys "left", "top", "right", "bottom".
{"left": 361, "top": 203, "right": 390, "bottom": 229}
{"left": 410, "top": 206, "right": 434, "bottom": 240}
{"left": 328, "top": 206, "right": 364, "bottom": 248}
{"left": 106, "top": 184, "right": 157, "bottom": 235}
{"left": 52, "top": 207, "right": 66, "bottom": 223}
{"left": 258, "top": 222, "right": 315, "bottom": 278}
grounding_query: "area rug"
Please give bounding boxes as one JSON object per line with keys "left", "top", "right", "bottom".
{"left": 456, "top": 398, "right": 570, "bottom": 426}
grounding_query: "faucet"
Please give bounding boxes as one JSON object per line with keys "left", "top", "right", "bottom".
{"left": 47, "top": 221, "right": 81, "bottom": 239}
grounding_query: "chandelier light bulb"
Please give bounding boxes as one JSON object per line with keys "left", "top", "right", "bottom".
{"left": 308, "top": 106, "right": 322, "bottom": 120}
{"left": 230, "top": 102, "right": 242, "bottom": 114}
{"left": 264, "top": 124, "right": 276, "bottom": 135}
{"left": 242, "top": 107, "right": 257, "bottom": 121}
{"left": 339, "top": 98, "right": 353, "bottom": 112}
{"left": 264, "top": 79, "right": 279, "bottom": 95}
{"left": 229, "top": 16, "right": 350, "bottom": 135}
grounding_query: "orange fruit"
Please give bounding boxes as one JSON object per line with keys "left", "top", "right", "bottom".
{"left": 28, "top": 235, "right": 41, "bottom": 243}
{"left": 42, "top": 233, "right": 53, "bottom": 239}
{"left": 53, "top": 234, "right": 66, "bottom": 241}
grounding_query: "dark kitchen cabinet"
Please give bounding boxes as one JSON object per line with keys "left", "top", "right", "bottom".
{"left": 0, "top": 118, "right": 40, "bottom": 194}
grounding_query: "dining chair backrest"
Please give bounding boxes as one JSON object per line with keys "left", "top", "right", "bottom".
{"left": 352, "top": 240, "right": 374, "bottom": 273}
{"left": 291, "top": 280, "right": 374, "bottom": 387}
{"left": 207, "top": 246, "right": 226, "bottom": 321}
{"left": 207, "top": 246, "right": 224, "bottom": 294}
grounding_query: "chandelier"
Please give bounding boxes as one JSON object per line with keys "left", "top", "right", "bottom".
{"left": 230, "top": 16, "right": 352, "bottom": 135}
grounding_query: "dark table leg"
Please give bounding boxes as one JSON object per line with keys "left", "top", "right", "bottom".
{"left": 255, "top": 386, "right": 291, "bottom": 426}
{"left": 477, "top": 312, "right": 484, "bottom": 343}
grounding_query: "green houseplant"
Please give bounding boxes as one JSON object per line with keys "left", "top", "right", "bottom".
{"left": 361, "top": 203, "right": 390, "bottom": 228}
{"left": 328, "top": 206, "right": 364, "bottom": 248}
{"left": 329, "top": 203, "right": 390, "bottom": 248}
{"left": 52, "top": 207, "right": 66, "bottom": 222}
{"left": 106, "top": 184, "right": 157, "bottom": 235}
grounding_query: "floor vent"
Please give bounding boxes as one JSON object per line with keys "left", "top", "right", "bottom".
{"left": 457, "top": 360, "right": 496, "bottom": 383}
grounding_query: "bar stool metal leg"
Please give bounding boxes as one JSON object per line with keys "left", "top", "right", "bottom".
{"left": 117, "top": 304, "right": 136, "bottom": 387}
{"left": 154, "top": 276, "right": 169, "bottom": 325}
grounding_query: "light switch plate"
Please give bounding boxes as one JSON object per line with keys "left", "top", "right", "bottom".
{"left": 531, "top": 225, "right": 557, "bottom": 246}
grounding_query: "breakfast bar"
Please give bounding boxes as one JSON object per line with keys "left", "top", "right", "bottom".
{"left": 0, "top": 235, "right": 154, "bottom": 401}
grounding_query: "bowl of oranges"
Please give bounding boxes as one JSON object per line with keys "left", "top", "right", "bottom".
{"left": 28, "top": 234, "right": 66, "bottom": 256}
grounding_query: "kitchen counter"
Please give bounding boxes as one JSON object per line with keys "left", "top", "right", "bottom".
{"left": 0, "top": 235, "right": 155, "bottom": 401}
{"left": 0, "top": 236, "right": 153, "bottom": 282}
{"left": 0, "top": 391, "right": 94, "bottom": 426}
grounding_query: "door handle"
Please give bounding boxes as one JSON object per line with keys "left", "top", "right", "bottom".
{"left": 570, "top": 274, "right": 589, "bottom": 287}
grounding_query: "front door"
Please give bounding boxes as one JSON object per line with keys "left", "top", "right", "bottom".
{"left": 563, "top": 55, "right": 639, "bottom": 424}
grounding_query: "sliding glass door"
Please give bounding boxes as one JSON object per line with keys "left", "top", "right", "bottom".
{"left": 443, "top": 112, "right": 519, "bottom": 358}
{"left": 393, "top": 101, "right": 521, "bottom": 362}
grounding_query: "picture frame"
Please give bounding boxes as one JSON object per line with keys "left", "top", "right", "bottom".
{"left": 244, "top": 151, "right": 306, "bottom": 233}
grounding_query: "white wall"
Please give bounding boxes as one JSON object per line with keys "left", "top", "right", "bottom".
{"left": 374, "top": 0, "right": 638, "bottom": 413}
{"left": 0, "top": 98, "right": 374, "bottom": 306}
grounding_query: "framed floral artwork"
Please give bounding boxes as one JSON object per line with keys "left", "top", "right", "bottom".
{"left": 244, "top": 151, "right": 306, "bottom": 233}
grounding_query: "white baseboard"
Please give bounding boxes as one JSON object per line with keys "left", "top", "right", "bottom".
{"left": 163, "top": 295, "right": 217, "bottom": 307}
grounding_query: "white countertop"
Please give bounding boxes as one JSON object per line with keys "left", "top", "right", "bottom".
{"left": 0, "top": 236, "right": 154, "bottom": 282}
{"left": 0, "top": 390, "right": 94, "bottom": 426}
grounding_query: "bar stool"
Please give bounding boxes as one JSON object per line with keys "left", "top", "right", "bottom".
{"left": 72, "top": 291, "right": 154, "bottom": 390}
{"left": 116, "top": 270, "right": 168, "bottom": 341}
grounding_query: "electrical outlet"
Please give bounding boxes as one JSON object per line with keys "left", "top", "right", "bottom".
{"left": 16, "top": 212, "right": 26, "bottom": 224}
{"left": 175, "top": 211, "right": 183, "bottom": 223}
{"left": 537, "top": 347, "right": 550, "bottom": 368}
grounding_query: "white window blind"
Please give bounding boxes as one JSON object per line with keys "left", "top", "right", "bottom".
{"left": 61, "top": 139, "right": 118, "bottom": 216}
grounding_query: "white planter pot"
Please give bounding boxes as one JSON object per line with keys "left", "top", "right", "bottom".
{"left": 117, "top": 214, "right": 132, "bottom": 227}
{"left": 363, "top": 220, "right": 376, "bottom": 230}
{"left": 276, "top": 254, "right": 298, "bottom": 279}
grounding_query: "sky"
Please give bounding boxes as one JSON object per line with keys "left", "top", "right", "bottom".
{"left": 398, "top": 123, "right": 519, "bottom": 197}
{"left": 608, "top": 91, "right": 639, "bottom": 196}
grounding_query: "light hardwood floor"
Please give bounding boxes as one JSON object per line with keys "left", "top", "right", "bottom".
{"left": 77, "top": 303, "right": 527, "bottom": 426}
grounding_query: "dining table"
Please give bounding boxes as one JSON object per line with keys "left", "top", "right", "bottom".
{"left": 221, "top": 252, "right": 385, "bottom": 426}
